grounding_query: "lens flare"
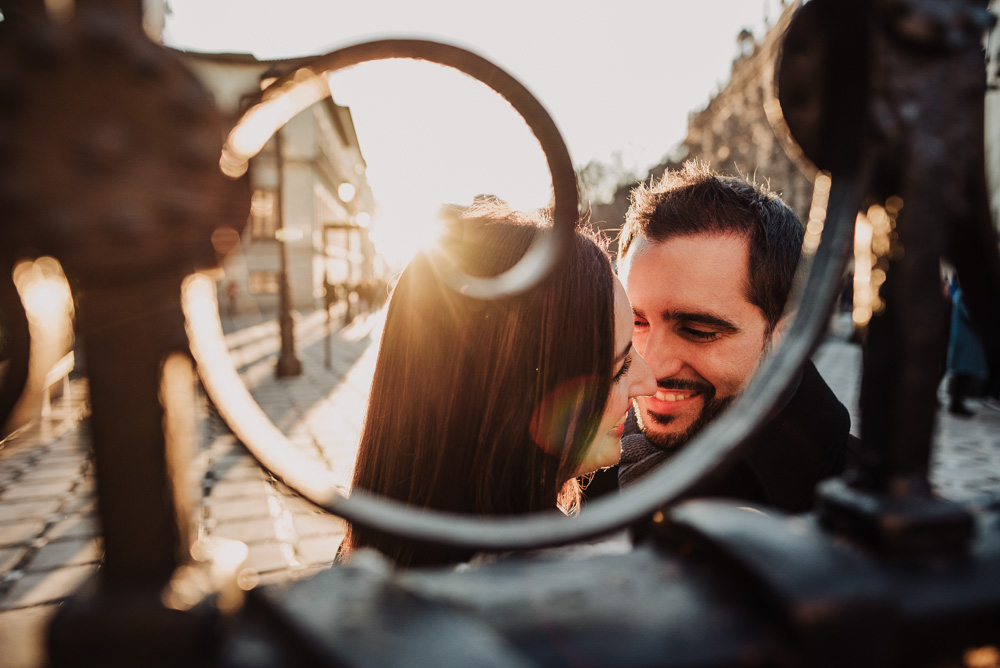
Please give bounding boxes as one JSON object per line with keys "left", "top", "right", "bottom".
{"left": 529, "top": 375, "right": 598, "bottom": 462}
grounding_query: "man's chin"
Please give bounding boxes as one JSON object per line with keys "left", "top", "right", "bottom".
{"left": 637, "top": 395, "right": 736, "bottom": 452}
{"left": 636, "top": 410, "right": 698, "bottom": 451}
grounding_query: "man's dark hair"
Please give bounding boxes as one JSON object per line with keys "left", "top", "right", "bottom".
{"left": 619, "top": 161, "right": 804, "bottom": 333}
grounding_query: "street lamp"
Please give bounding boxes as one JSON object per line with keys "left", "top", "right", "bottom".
{"left": 273, "top": 128, "right": 302, "bottom": 378}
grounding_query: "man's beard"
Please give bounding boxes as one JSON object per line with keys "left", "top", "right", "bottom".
{"left": 637, "top": 379, "right": 736, "bottom": 452}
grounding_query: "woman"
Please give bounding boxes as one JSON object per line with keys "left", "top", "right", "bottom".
{"left": 341, "top": 201, "right": 655, "bottom": 567}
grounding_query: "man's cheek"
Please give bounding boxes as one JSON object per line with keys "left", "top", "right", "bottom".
{"left": 705, "top": 345, "right": 757, "bottom": 393}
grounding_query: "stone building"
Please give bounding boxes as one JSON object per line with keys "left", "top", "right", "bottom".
{"left": 177, "top": 51, "right": 377, "bottom": 314}
{"left": 681, "top": 2, "right": 813, "bottom": 221}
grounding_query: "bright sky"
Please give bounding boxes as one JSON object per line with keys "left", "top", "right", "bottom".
{"left": 163, "top": 0, "right": 787, "bottom": 266}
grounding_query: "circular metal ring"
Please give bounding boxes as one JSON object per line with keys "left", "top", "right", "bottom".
{"left": 221, "top": 38, "right": 577, "bottom": 299}
{"left": 198, "top": 37, "right": 859, "bottom": 552}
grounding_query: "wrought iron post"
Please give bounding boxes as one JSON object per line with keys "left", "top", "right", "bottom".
{"left": 323, "top": 269, "right": 333, "bottom": 371}
{"left": 784, "top": 0, "right": 998, "bottom": 553}
{"left": 273, "top": 127, "right": 303, "bottom": 378}
{"left": 0, "top": 1, "right": 251, "bottom": 664}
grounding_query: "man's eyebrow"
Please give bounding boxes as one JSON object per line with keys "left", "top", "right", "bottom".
{"left": 668, "top": 310, "right": 740, "bottom": 332}
{"left": 615, "top": 342, "right": 633, "bottom": 364}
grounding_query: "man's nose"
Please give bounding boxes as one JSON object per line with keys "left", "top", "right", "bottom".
{"left": 629, "top": 350, "right": 657, "bottom": 398}
{"left": 638, "top": 330, "right": 685, "bottom": 380}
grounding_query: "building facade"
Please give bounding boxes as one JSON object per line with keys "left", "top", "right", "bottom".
{"left": 178, "top": 51, "right": 377, "bottom": 314}
{"left": 682, "top": 2, "right": 814, "bottom": 221}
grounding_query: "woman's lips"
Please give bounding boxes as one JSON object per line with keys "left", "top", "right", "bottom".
{"left": 611, "top": 410, "right": 630, "bottom": 437}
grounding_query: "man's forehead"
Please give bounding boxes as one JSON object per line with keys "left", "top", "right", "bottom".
{"left": 621, "top": 232, "right": 750, "bottom": 277}
{"left": 620, "top": 232, "right": 757, "bottom": 314}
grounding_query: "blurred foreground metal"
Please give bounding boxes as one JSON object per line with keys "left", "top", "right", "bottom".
{"left": 0, "top": 0, "right": 998, "bottom": 666}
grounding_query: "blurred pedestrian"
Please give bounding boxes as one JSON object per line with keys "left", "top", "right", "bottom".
{"left": 322, "top": 276, "right": 337, "bottom": 313}
{"left": 935, "top": 275, "right": 953, "bottom": 401}
{"left": 946, "top": 277, "right": 988, "bottom": 416}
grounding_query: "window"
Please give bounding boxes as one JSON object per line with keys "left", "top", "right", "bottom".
{"left": 250, "top": 188, "right": 279, "bottom": 241}
{"left": 248, "top": 271, "right": 280, "bottom": 294}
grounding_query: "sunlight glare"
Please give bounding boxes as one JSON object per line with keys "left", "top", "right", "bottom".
{"left": 13, "top": 257, "right": 74, "bottom": 327}
{"left": 328, "top": 59, "right": 552, "bottom": 271}
{"left": 8, "top": 257, "right": 75, "bottom": 431}
{"left": 368, "top": 205, "right": 447, "bottom": 269}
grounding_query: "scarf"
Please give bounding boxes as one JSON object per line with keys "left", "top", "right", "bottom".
{"left": 618, "top": 406, "right": 675, "bottom": 487}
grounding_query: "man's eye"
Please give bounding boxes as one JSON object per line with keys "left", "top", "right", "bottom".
{"left": 681, "top": 327, "right": 719, "bottom": 341}
{"left": 634, "top": 320, "right": 648, "bottom": 328}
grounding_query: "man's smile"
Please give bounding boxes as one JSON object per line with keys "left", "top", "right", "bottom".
{"left": 640, "top": 378, "right": 714, "bottom": 413}
{"left": 653, "top": 389, "right": 698, "bottom": 402}
{"left": 643, "top": 391, "right": 701, "bottom": 416}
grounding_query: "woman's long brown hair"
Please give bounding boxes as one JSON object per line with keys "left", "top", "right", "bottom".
{"left": 341, "top": 202, "right": 615, "bottom": 567}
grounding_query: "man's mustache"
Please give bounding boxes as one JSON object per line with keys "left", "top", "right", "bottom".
{"left": 655, "top": 378, "right": 714, "bottom": 395}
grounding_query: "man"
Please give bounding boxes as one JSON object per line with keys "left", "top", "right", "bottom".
{"left": 604, "top": 162, "right": 856, "bottom": 512}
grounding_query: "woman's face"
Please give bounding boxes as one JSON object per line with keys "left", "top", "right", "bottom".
{"left": 575, "top": 277, "right": 656, "bottom": 476}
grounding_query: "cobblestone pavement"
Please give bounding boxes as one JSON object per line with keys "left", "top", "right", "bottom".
{"left": 812, "top": 324, "right": 1000, "bottom": 508}
{"left": 1, "top": 308, "right": 998, "bottom": 668}
{"left": 0, "top": 306, "right": 378, "bottom": 668}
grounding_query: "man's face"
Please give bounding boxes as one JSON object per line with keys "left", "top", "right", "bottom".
{"left": 618, "top": 233, "right": 772, "bottom": 451}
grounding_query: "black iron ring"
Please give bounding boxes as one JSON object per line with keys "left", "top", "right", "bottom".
{"left": 197, "top": 37, "right": 859, "bottom": 552}
{"left": 221, "top": 38, "right": 577, "bottom": 299}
